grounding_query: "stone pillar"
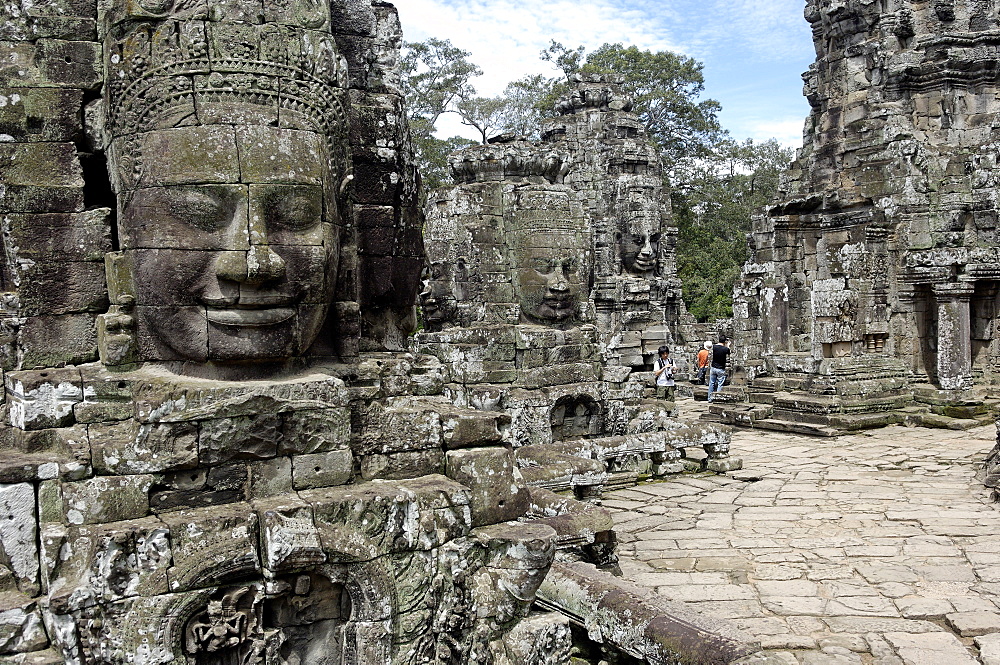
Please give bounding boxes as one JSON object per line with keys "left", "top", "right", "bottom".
{"left": 934, "top": 282, "right": 974, "bottom": 390}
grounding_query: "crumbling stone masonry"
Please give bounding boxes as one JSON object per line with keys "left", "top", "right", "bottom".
{"left": 728, "top": 0, "right": 1000, "bottom": 433}
{"left": 0, "top": 1, "right": 762, "bottom": 664}
{"left": 418, "top": 76, "right": 741, "bottom": 499}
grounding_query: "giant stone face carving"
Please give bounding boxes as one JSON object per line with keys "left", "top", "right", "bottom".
{"left": 507, "top": 188, "right": 591, "bottom": 326}
{"left": 102, "top": 1, "right": 350, "bottom": 366}
{"left": 511, "top": 227, "right": 589, "bottom": 325}
{"left": 121, "top": 126, "right": 340, "bottom": 362}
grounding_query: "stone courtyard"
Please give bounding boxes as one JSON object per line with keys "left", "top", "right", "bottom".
{"left": 611, "top": 398, "right": 1000, "bottom": 664}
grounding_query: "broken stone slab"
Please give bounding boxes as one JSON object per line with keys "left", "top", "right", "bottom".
{"left": 445, "top": 447, "right": 529, "bottom": 527}
{"left": 883, "top": 631, "right": 979, "bottom": 665}
{"left": 468, "top": 522, "right": 558, "bottom": 622}
{"left": 358, "top": 448, "right": 446, "bottom": 481}
{"left": 0, "top": 593, "right": 48, "bottom": 656}
{"left": 538, "top": 560, "right": 761, "bottom": 664}
{"left": 945, "top": 610, "right": 1000, "bottom": 637}
{"left": 357, "top": 398, "right": 443, "bottom": 455}
{"left": 975, "top": 633, "right": 1000, "bottom": 665}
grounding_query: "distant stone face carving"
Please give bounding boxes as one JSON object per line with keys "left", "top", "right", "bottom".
{"left": 613, "top": 178, "right": 663, "bottom": 276}
{"left": 102, "top": 2, "right": 350, "bottom": 364}
{"left": 511, "top": 224, "right": 589, "bottom": 325}
{"left": 620, "top": 220, "right": 660, "bottom": 276}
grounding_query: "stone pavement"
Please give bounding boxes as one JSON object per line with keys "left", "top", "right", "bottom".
{"left": 606, "top": 397, "right": 1000, "bottom": 664}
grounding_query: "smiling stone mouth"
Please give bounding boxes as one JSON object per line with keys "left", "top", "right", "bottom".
{"left": 205, "top": 306, "right": 296, "bottom": 326}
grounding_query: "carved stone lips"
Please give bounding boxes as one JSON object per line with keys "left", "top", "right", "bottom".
{"left": 203, "top": 298, "right": 299, "bottom": 326}
{"left": 542, "top": 297, "right": 573, "bottom": 310}
{"left": 633, "top": 257, "right": 655, "bottom": 271}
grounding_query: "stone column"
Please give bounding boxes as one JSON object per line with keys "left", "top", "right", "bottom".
{"left": 934, "top": 282, "right": 974, "bottom": 390}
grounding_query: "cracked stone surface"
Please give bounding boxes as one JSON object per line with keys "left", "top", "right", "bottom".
{"left": 607, "top": 399, "right": 1000, "bottom": 664}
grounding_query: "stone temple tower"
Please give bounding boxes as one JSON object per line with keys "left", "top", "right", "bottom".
{"left": 728, "top": 0, "right": 1000, "bottom": 432}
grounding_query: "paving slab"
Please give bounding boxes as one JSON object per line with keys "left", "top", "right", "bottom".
{"left": 945, "top": 610, "right": 1000, "bottom": 637}
{"left": 883, "top": 632, "right": 979, "bottom": 665}
{"left": 605, "top": 398, "right": 999, "bottom": 664}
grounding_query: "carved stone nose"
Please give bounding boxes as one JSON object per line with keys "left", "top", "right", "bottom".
{"left": 548, "top": 267, "right": 570, "bottom": 292}
{"left": 215, "top": 246, "right": 286, "bottom": 286}
{"left": 246, "top": 245, "right": 286, "bottom": 286}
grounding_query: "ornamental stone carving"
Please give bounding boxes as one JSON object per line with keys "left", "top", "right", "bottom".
{"left": 726, "top": 0, "right": 1000, "bottom": 433}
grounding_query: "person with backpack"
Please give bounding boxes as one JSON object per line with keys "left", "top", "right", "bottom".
{"left": 653, "top": 345, "right": 676, "bottom": 401}
{"left": 707, "top": 336, "right": 731, "bottom": 402}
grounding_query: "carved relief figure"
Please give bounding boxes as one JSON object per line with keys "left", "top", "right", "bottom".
{"left": 420, "top": 260, "right": 459, "bottom": 332}
{"left": 507, "top": 189, "right": 591, "bottom": 326}
{"left": 102, "top": 2, "right": 351, "bottom": 366}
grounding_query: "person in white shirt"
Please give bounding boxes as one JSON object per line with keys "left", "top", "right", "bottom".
{"left": 653, "top": 345, "right": 676, "bottom": 401}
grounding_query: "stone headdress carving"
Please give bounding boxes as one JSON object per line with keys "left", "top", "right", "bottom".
{"left": 449, "top": 142, "right": 571, "bottom": 185}
{"left": 102, "top": 0, "right": 351, "bottom": 191}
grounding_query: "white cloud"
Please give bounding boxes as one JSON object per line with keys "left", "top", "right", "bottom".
{"left": 392, "top": 0, "right": 815, "bottom": 143}
{"left": 742, "top": 118, "right": 805, "bottom": 149}
{"left": 395, "top": 0, "right": 686, "bottom": 96}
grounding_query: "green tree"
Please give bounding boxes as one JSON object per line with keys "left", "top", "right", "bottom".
{"left": 401, "top": 38, "right": 482, "bottom": 191}
{"left": 674, "top": 138, "right": 794, "bottom": 321}
{"left": 540, "top": 42, "right": 725, "bottom": 181}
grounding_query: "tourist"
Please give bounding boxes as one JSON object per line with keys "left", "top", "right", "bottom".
{"left": 707, "top": 336, "right": 731, "bottom": 402}
{"left": 653, "top": 345, "right": 676, "bottom": 401}
{"left": 696, "top": 340, "right": 712, "bottom": 384}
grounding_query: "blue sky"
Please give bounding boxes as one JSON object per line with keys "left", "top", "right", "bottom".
{"left": 394, "top": 0, "right": 815, "bottom": 148}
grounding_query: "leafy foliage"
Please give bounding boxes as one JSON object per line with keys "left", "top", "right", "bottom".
{"left": 673, "top": 139, "right": 795, "bottom": 321}
{"left": 401, "top": 39, "right": 483, "bottom": 192}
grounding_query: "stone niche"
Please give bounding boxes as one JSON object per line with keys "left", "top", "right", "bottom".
{"left": 418, "top": 77, "right": 741, "bottom": 501}
{"left": 725, "top": 0, "right": 1000, "bottom": 432}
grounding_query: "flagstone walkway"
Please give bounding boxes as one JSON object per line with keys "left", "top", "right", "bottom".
{"left": 606, "top": 399, "right": 1000, "bottom": 664}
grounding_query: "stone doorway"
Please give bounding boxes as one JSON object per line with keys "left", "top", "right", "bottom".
{"left": 971, "top": 279, "right": 999, "bottom": 385}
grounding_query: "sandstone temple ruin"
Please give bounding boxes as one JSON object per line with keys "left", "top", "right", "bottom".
{"left": 5, "top": 0, "right": 1000, "bottom": 663}
{"left": 0, "top": 0, "right": 757, "bottom": 663}
{"left": 722, "top": 0, "right": 1000, "bottom": 434}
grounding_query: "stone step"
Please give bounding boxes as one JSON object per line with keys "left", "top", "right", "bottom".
{"left": 746, "top": 390, "right": 777, "bottom": 405}
{"left": 825, "top": 411, "right": 902, "bottom": 431}
{"left": 908, "top": 412, "right": 989, "bottom": 430}
{"left": 709, "top": 403, "right": 773, "bottom": 426}
{"left": 749, "top": 418, "right": 840, "bottom": 437}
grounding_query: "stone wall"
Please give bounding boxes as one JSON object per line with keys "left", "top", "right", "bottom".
{"left": 733, "top": 0, "right": 1000, "bottom": 417}
{"left": 0, "top": 1, "right": 580, "bottom": 662}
